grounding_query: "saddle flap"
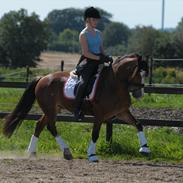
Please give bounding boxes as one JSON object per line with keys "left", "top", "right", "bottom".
{"left": 63, "top": 74, "right": 99, "bottom": 101}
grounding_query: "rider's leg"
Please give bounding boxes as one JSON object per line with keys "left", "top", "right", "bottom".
{"left": 74, "top": 77, "right": 88, "bottom": 120}
{"left": 74, "top": 61, "right": 98, "bottom": 120}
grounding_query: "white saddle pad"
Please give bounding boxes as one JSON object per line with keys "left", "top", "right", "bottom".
{"left": 63, "top": 75, "right": 99, "bottom": 100}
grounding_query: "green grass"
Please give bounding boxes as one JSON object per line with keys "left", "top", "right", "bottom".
{"left": 132, "top": 93, "right": 183, "bottom": 109}
{"left": 0, "top": 67, "right": 56, "bottom": 82}
{"left": 1, "top": 89, "right": 183, "bottom": 111}
{"left": 0, "top": 121, "right": 183, "bottom": 162}
{"left": 0, "top": 85, "right": 183, "bottom": 162}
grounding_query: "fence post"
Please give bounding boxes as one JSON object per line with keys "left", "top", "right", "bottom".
{"left": 149, "top": 57, "right": 153, "bottom": 85}
{"left": 106, "top": 121, "right": 113, "bottom": 143}
{"left": 61, "top": 60, "right": 64, "bottom": 71}
{"left": 26, "top": 66, "right": 29, "bottom": 83}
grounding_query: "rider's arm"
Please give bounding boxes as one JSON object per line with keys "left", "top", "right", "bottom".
{"left": 99, "top": 31, "right": 104, "bottom": 55}
{"left": 79, "top": 32, "right": 100, "bottom": 61}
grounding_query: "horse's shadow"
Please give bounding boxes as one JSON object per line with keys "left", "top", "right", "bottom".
{"left": 98, "top": 141, "right": 183, "bottom": 162}
{"left": 98, "top": 141, "right": 139, "bottom": 157}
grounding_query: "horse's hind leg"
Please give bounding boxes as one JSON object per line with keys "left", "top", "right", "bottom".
{"left": 117, "top": 110, "right": 151, "bottom": 154}
{"left": 28, "top": 115, "right": 47, "bottom": 157}
{"left": 47, "top": 119, "right": 73, "bottom": 160}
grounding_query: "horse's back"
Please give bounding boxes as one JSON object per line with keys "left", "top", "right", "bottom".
{"left": 36, "top": 71, "right": 68, "bottom": 87}
{"left": 35, "top": 71, "right": 69, "bottom": 99}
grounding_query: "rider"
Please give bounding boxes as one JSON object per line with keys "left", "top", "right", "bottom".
{"left": 74, "top": 7, "right": 112, "bottom": 121}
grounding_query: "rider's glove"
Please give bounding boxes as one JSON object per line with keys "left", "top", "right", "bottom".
{"left": 99, "top": 54, "right": 113, "bottom": 64}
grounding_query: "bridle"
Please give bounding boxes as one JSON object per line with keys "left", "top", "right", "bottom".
{"left": 127, "top": 64, "right": 146, "bottom": 92}
{"left": 116, "top": 54, "right": 148, "bottom": 92}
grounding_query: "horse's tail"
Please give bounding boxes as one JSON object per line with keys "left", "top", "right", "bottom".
{"left": 3, "top": 77, "right": 41, "bottom": 138}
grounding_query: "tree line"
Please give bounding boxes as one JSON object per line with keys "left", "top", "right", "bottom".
{"left": 0, "top": 8, "right": 183, "bottom": 67}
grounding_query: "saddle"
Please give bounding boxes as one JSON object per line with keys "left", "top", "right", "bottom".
{"left": 63, "top": 59, "right": 111, "bottom": 100}
{"left": 73, "top": 75, "right": 97, "bottom": 97}
{"left": 63, "top": 71, "right": 99, "bottom": 100}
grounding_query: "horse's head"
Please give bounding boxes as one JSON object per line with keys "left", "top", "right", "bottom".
{"left": 114, "top": 53, "right": 148, "bottom": 99}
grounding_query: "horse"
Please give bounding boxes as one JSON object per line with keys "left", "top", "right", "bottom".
{"left": 3, "top": 53, "right": 150, "bottom": 162}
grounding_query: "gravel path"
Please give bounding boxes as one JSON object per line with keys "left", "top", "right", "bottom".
{"left": 0, "top": 158, "right": 183, "bottom": 183}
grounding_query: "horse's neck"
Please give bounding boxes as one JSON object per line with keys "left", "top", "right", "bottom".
{"left": 97, "top": 67, "right": 117, "bottom": 94}
{"left": 94, "top": 66, "right": 131, "bottom": 117}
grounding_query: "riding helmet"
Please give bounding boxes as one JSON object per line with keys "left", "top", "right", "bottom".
{"left": 84, "top": 7, "right": 101, "bottom": 20}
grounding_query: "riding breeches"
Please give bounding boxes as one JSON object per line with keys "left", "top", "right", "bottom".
{"left": 75, "top": 60, "right": 99, "bottom": 109}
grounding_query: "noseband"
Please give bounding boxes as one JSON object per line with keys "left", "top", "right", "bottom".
{"left": 128, "top": 65, "right": 146, "bottom": 92}
{"left": 116, "top": 54, "right": 148, "bottom": 92}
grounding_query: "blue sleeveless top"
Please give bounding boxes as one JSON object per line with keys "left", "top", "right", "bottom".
{"left": 83, "top": 28, "right": 102, "bottom": 54}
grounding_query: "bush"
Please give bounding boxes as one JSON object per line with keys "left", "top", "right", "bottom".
{"left": 153, "top": 67, "right": 183, "bottom": 84}
{"left": 105, "top": 44, "right": 127, "bottom": 56}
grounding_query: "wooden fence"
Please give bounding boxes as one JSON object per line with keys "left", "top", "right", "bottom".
{"left": 148, "top": 58, "right": 183, "bottom": 85}
{"left": 1, "top": 58, "right": 183, "bottom": 141}
{"left": 1, "top": 81, "right": 183, "bottom": 94}
{"left": 0, "top": 111, "right": 183, "bottom": 142}
{"left": 0, "top": 81, "right": 183, "bottom": 141}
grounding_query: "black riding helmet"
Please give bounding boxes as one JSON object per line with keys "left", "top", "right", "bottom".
{"left": 84, "top": 7, "right": 101, "bottom": 21}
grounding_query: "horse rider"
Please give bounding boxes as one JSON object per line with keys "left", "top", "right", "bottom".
{"left": 74, "top": 7, "right": 112, "bottom": 121}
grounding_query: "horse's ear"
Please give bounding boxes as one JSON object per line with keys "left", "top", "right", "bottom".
{"left": 138, "top": 55, "right": 142, "bottom": 61}
{"left": 134, "top": 53, "right": 142, "bottom": 61}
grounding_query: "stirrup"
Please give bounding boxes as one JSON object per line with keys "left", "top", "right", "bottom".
{"left": 74, "top": 110, "right": 84, "bottom": 121}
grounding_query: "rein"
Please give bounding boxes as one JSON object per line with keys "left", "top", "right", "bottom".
{"left": 128, "top": 82, "right": 144, "bottom": 88}
{"left": 115, "top": 54, "right": 148, "bottom": 92}
{"left": 127, "top": 63, "right": 145, "bottom": 91}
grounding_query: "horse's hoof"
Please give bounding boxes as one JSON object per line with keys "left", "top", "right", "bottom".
{"left": 29, "top": 152, "right": 37, "bottom": 159}
{"left": 88, "top": 154, "right": 99, "bottom": 162}
{"left": 63, "top": 148, "right": 73, "bottom": 160}
{"left": 139, "top": 147, "right": 151, "bottom": 155}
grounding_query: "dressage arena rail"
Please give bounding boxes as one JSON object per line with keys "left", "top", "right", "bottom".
{"left": 1, "top": 81, "right": 183, "bottom": 94}
{"left": 0, "top": 81, "right": 183, "bottom": 141}
{"left": 0, "top": 112, "right": 183, "bottom": 142}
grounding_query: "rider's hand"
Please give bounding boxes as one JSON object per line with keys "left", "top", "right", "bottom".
{"left": 99, "top": 54, "right": 113, "bottom": 64}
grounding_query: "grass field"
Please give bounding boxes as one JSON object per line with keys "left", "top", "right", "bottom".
{"left": 0, "top": 120, "right": 183, "bottom": 162}
{"left": 0, "top": 52, "right": 183, "bottom": 162}
{"left": 0, "top": 87, "right": 183, "bottom": 162}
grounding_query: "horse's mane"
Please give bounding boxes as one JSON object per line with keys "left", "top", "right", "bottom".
{"left": 114, "top": 53, "right": 140, "bottom": 64}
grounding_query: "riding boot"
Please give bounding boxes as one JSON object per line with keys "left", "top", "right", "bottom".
{"left": 74, "top": 85, "right": 85, "bottom": 121}
{"left": 74, "top": 100, "right": 84, "bottom": 121}
{"left": 74, "top": 109, "right": 84, "bottom": 121}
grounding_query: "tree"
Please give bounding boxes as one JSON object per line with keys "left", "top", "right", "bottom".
{"left": 127, "top": 26, "right": 160, "bottom": 56}
{"left": 105, "top": 44, "right": 127, "bottom": 56}
{"left": 46, "top": 8, "right": 84, "bottom": 35}
{"left": 49, "top": 29, "right": 80, "bottom": 52}
{"left": 46, "top": 8, "right": 112, "bottom": 35}
{"left": 154, "top": 32, "right": 176, "bottom": 58}
{"left": 174, "top": 17, "right": 183, "bottom": 58}
{"left": 153, "top": 32, "right": 178, "bottom": 67}
{"left": 59, "top": 29, "right": 78, "bottom": 42}
{"left": 103, "top": 22, "right": 130, "bottom": 48}
{"left": 0, "top": 9, "right": 49, "bottom": 67}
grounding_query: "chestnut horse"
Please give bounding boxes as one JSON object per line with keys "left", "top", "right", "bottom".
{"left": 3, "top": 54, "right": 150, "bottom": 162}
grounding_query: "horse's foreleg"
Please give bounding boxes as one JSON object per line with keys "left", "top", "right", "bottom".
{"left": 47, "top": 122, "right": 73, "bottom": 160}
{"left": 136, "top": 122, "right": 151, "bottom": 154}
{"left": 28, "top": 115, "right": 46, "bottom": 157}
{"left": 117, "top": 110, "right": 151, "bottom": 154}
{"left": 88, "top": 121, "right": 102, "bottom": 162}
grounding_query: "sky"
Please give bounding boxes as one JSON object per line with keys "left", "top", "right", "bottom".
{"left": 0, "top": 0, "right": 183, "bottom": 29}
